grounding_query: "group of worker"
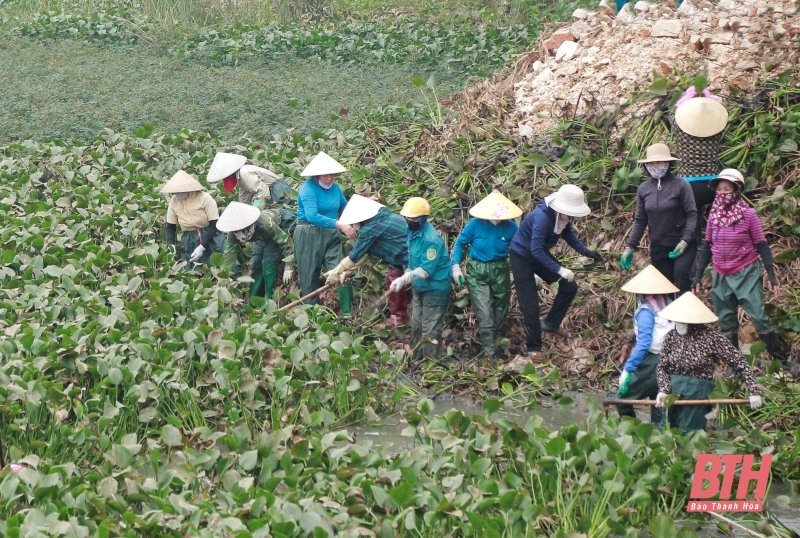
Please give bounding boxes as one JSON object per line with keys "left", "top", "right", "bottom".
{"left": 160, "top": 85, "right": 792, "bottom": 434}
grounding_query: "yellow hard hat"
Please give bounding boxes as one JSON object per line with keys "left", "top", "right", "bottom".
{"left": 400, "top": 197, "right": 431, "bottom": 217}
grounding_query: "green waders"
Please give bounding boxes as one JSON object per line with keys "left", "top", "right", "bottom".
{"left": 249, "top": 239, "right": 283, "bottom": 300}
{"left": 181, "top": 227, "right": 224, "bottom": 270}
{"left": 712, "top": 261, "right": 773, "bottom": 335}
{"left": 293, "top": 223, "right": 352, "bottom": 315}
{"left": 410, "top": 289, "right": 450, "bottom": 360}
{"left": 663, "top": 374, "right": 714, "bottom": 433}
{"left": 466, "top": 258, "right": 511, "bottom": 359}
{"left": 616, "top": 352, "right": 663, "bottom": 425}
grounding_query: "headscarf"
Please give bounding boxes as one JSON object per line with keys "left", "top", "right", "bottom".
{"left": 639, "top": 293, "right": 671, "bottom": 313}
{"left": 674, "top": 86, "right": 717, "bottom": 108}
{"left": 708, "top": 191, "right": 749, "bottom": 228}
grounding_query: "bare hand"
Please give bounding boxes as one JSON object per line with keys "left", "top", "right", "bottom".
{"left": 370, "top": 193, "right": 381, "bottom": 202}
{"left": 337, "top": 223, "right": 357, "bottom": 240}
{"left": 692, "top": 283, "right": 701, "bottom": 295}
{"left": 766, "top": 281, "right": 780, "bottom": 298}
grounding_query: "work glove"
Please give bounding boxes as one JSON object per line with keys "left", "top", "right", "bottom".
{"left": 389, "top": 273, "right": 411, "bottom": 293}
{"left": 749, "top": 395, "right": 763, "bottom": 409}
{"left": 620, "top": 247, "right": 633, "bottom": 270}
{"left": 283, "top": 267, "right": 293, "bottom": 285}
{"left": 535, "top": 274, "right": 543, "bottom": 289}
{"left": 588, "top": 250, "right": 603, "bottom": 263}
{"left": 252, "top": 199, "right": 263, "bottom": 209}
{"left": 451, "top": 264, "right": 465, "bottom": 287}
{"left": 189, "top": 245, "right": 205, "bottom": 262}
{"left": 668, "top": 240, "right": 688, "bottom": 259}
{"left": 618, "top": 371, "right": 631, "bottom": 396}
{"left": 557, "top": 267, "right": 575, "bottom": 282}
{"left": 324, "top": 256, "right": 357, "bottom": 286}
{"left": 170, "top": 244, "right": 177, "bottom": 256}
{"left": 655, "top": 392, "right": 667, "bottom": 407}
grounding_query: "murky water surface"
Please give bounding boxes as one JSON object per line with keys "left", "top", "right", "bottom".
{"left": 353, "top": 392, "right": 800, "bottom": 534}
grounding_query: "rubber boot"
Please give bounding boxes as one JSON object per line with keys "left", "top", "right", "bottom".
{"left": 723, "top": 332, "right": 741, "bottom": 379}
{"left": 337, "top": 284, "right": 353, "bottom": 318}
{"left": 249, "top": 273, "right": 265, "bottom": 302}
{"left": 760, "top": 331, "right": 789, "bottom": 370}
{"left": 262, "top": 263, "right": 278, "bottom": 300}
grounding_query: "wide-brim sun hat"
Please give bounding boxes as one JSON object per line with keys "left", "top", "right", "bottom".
{"left": 637, "top": 143, "right": 680, "bottom": 163}
{"left": 708, "top": 168, "right": 745, "bottom": 191}
{"left": 548, "top": 184, "right": 590, "bottom": 217}
{"left": 658, "top": 291, "right": 719, "bottom": 324}
{"left": 674, "top": 97, "right": 729, "bottom": 138}
{"left": 300, "top": 151, "right": 348, "bottom": 177}
{"left": 216, "top": 201, "right": 261, "bottom": 233}
{"left": 338, "top": 194, "right": 385, "bottom": 225}
{"left": 208, "top": 153, "right": 247, "bottom": 183}
{"left": 469, "top": 191, "right": 522, "bottom": 220}
{"left": 161, "top": 170, "right": 204, "bottom": 194}
{"left": 621, "top": 265, "right": 679, "bottom": 295}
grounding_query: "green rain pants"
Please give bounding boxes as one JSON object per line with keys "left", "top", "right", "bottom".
{"left": 411, "top": 288, "right": 450, "bottom": 360}
{"left": 249, "top": 239, "right": 282, "bottom": 300}
{"left": 663, "top": 374, "right": 714, "bottom": 433}
{"left": 466, "top": 258, "right": 511, "bottom": 358}
{"left": 181, "top": 227, "right": 224, "bottom": 270}
{"left": 616, "top": 352, "right": 663, "bottom": 425}
{"left": 712, "top": 260, "right": 774, "bottom": 335}
{"left": 293, "top": 223, "right": 352, "bottom": 313}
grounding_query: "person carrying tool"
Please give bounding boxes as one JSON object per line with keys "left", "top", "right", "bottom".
{"left": 451, "top": 191, "right": 521, "bottom": 360}
{"left": 655, "top": 292, "right": 762, "bottom": 433}
{"left": 692, "top": 169, "right": 792, "bottom": 372}
{"left": 207, "top": 153, "right": 296, "bottom": 301}
{"left": 620, "top": 143, "right": 697, "bottom": 294}
{"left": 162, "top": 170, "right": 224, "bottom": 269}
{"left": 294, "top": 151, "right": 355, "bottom": 316}
{"left": 389, "top": 197, "right": 451, "bottom": 360}
{"left": 508, "top": 184, "right": 602, "bottom": 364}
{"left": 323, "top": 194, "right": 409, "bottom": 326}
{"left": 218, "top": 202, "right": 294, "bottom": 293}
{"left": 616, "top": 265, "right": 678, "bottom": 425}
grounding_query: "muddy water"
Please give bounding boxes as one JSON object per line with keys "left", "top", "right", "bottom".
{"left": 353, "top": 392, "right": 800, "bottom": 534}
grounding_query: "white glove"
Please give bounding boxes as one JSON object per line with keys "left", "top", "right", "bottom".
{"left": 283, "top": 267, "right": 293, "bottom": 284}
{"left": 749, "top": 395, "right": 762, "bottom": 409}
{"left": 190, "top": 244, "right": 205, "bottom": 262}
{"left": 655, "top": 392, "right": 667, "bottom": 407}
{"left": 535, "top": 274, "right": 543, "bottom": 289}
{"left": 389, "top": 274, "right": 411, "bottom": 293}
{"left": 451, "top": 264, "right": 465, "bottom": 287}
{"left": 407, "top": 267, "right": 428, "bottom": 282}
{"left": 557, "top": 267, "right": 575, "bottom": 282}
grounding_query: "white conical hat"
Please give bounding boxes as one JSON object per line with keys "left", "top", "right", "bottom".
{"left": 338, "top": 194, "right": 385, "bottom": 225}
{"left": 658, "top": 292, "right": 719, "bottom": 324}
{"left": 675, "top": 97, "right": 729, "bottom": 137}
{"left": 621, "top": 265, "right": 679, "bottom": 294}
{"left": 469, "top": 191, "right": 522, "bottom": 220}
{"left": 161, "top": 170, "right": 204, "bottom": 194}
{"left": 208, "top": 153, "right": 247, "bottom": 183}
{"left": 216, "top": 201, "right": 261, "bottom": 233}
{"left": 300, "top": 151, "right": 347, "bottom": 177}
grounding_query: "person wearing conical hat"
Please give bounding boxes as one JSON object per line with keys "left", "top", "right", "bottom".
{"left": 620, "top": 143, "right": 697, "bottom": 294}
{"left": 670, "top": 89, "right": 729, "bottom": 248}
{"left": 615, "top": 266, "right": 678, "bottom": 425}
{"left": 389, "top": 197, "right": 451, "bottom": 360}
{"left": 655, "top": 292, "right": 761, "bottom": 433}
{"left": 508, "top": 184, "right": 602, "bottom": 364}
{"left": 294, "top": 151, "right": 355, "bottom": 315}
{"left": 208, "top": 152, "right": 297, "bottom": 301}
{"left": 162, "top": 170, "right": 224, "bottom": 269}
{"left": 451, "top": 191, "right": 521, "bottom": 360}
{"left": 692, "top": 169, "right": 792, "bottom": 373}
{"left": 218, "top": 202, "right": 293, "bottom": 300}
{"left": 323, "top": 194, "right": 410, "bottom": 326}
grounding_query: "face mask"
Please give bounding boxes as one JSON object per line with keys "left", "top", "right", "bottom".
{"left": 234, "top": 224, "right": 256, "bottom": 243}
{"left": 406, "top": 219, "right": 422, "bottom": 232}
{"left": 175, "top": 192, "right": 190, "bottom": 201}
{"left": 645, "top": 163, "right": 669, "bottom": 179}
{"left": 223, "top": 175, "right": 238, "bottom": 194}
{"left": 489, "top": 219, "right": 501, "bottom": 225}
{"left": 675, "top": 322, "right": 688, "bottom": 335}
{"left": 315, "top": 176, "right": 335, "bottom": 190}
{"left": 352, "top": 223, "right": 361, "bottom": 231}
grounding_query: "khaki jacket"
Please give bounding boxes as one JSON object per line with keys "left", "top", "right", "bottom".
{"left": 166, "top": 191, "right": 219, "bottom": 231}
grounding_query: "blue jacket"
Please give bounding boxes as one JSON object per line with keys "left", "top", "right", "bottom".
{"left": 407, "top": 222, "right": 451, "bottom": 293}
{"left": 509, "top": 200, "right": 592, "bottom": 274}
{"left": 451, "top": 218, "right": 518, "bottom": 265}
{"left": 297, "top": 180, "right": 347, "bottom": 228}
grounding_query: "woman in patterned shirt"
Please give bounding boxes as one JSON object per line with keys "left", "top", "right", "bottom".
{"left": 655, "top": 291, "right": 762, "bottom": 433}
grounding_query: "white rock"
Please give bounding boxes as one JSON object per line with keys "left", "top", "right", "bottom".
{"left": 711, "top": 30, "right": 734, "bottom": 43}
{"left": 532, "top": 68, "right": 555, "bottom": 87}
{"left": 617, "top": 5, "right": 636, "bottom": 22}
{"left": 532, "top": 60, "right": 544, "bottom": 72}
{"left": 573, "top": 8, "right": 589, "bottom": 19}
{"left": 634, "top": 1, "right": 650, "bottom": 12}
{"left": 651, "top": 19, "right": 685, "bottom": 37}
{"left": 678, "top": 0, "right": 698, "bottom": 14}
{"left": 555, "top": 40, "right": 581, "bottom": 61}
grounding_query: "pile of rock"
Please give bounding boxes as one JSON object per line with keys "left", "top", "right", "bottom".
{"left": 514, "top": 0, "right": 799, "bottom": 139}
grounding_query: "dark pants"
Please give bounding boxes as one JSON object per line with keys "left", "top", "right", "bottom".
{"left": 293, "top": 224, "right": 344, "bottom": 304}
{"left": 617, "top": 352, "right": 663, "bottom": 425}
{"left": 651, "top": 241, "right": 696, "bottom": 294}
{"left": 689, "top": 180, "right": 716, "bottom": 248}
{"left": 663, "top": 374, "right": 714, "bottom": 433}
{"left": 467, "top": 258, "right": 512, "bottom": 358}
{"left": 386, "top": 265, "right": 408, "bottom": 324}
{"left": 510, "top": 250, "right": 578, "bottom": 353}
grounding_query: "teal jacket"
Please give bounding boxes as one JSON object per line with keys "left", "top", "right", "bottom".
{"left": 407, "top": 222, "right": 451, "bottom": 292}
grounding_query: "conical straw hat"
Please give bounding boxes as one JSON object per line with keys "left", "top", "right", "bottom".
{"left": 469, "top": 191, "right": 522, "bottom": 220}
{"left": 300, "top": 151, "right": 348, "bottom": 177}
{"left": 216, "top": 201, "right": 261, "bottom": 233}
{"left": 208, "top": 153, "right": 247, "bottom": 183}
{"left": 161, "top": 170, "right": 204, "bottom": 194}
{"left": 338, "top": 194, "right": 385, "bottom": 225}
{"left": 621, "top": 265, "right": 679, "bottom": 294}
{"left": 674, "top": 97, "right": 729, "bottom": 137}
{"left": 658, "top": 292, "right": 718, "bottom": 324}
